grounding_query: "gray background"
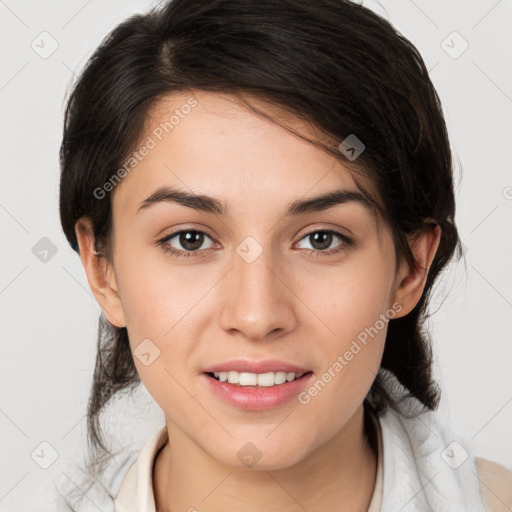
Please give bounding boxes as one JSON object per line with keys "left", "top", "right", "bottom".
{"left": 1, "top": 0, "right": 511, "bottom": 509}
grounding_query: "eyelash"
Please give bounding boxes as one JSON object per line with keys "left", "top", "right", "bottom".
{"left": 156, "top": 229, "right": 354, "bottom": 259}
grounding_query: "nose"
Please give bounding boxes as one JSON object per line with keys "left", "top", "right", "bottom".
{"left": 218, "top": 240, "right": 297, "bottom": 342}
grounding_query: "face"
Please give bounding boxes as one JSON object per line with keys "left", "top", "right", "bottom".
{"left": 101, "top": 91, "right": 404, "bottom": 469}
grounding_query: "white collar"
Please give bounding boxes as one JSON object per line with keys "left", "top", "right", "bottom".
{"left": 114, "top": 427, "right": 167, "bottom": 512}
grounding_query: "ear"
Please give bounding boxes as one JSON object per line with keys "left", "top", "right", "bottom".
{"left": 391, "top": 224, "right": 441, "bottom": 318}
{"left": 75, "top": 217, "right": 127, "bottom": 328}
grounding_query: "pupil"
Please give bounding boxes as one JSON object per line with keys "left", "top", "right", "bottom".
{"left": 311, "top": 231, "right": 332, "bottom": 250}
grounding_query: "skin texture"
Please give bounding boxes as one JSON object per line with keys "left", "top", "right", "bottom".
{"left": 76, "top": 90, "right": 441, "bottom": 511}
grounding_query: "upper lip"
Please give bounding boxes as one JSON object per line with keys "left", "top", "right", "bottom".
{"left": 203, "top": 359, "right": 311, "bottom": 375}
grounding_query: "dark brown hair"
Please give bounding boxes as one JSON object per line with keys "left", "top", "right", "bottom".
{"left": 59, "top": 0, "right": 461, "bottom": 497}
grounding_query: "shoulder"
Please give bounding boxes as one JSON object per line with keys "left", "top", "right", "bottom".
{"left": 475, "top": 456, "right": 512, "bottom": 512}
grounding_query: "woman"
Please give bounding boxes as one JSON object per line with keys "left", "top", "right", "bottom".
{"left": 57, "top": 0, "right": 512, "bottom": 510}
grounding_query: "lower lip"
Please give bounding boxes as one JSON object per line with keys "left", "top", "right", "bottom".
{"left": 202, "top": 372, "right": 314, "bottom": 411}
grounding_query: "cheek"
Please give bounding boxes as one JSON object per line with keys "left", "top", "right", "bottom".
{"left": 112, "top": 248, "right": 215, "bottom": 399}
{"left": 297, "top": 245, "right": 395, "bottom": 345}
{"left": 115, "top": 256, "right": 200, "bottom": 410}
{"left": 294, "top": 250, "right": 393, "bottom": 406}
{"left": 325, "top": 275, "right": 393, "bottom": 347}
{"left": 113, "top": 247, "right": 202, "bottom": 340}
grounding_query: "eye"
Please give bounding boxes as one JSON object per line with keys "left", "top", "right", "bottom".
{"left": 294, "top": 229, "right": 353, "bottom": 257}
{"left": 157, "top": 229, "right": 216, "bottom": 258}
{"left": 156, "top": 228, "right": 354, "bottom": 259}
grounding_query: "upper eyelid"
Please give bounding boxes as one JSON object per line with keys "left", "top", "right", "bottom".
{"left": 159, "top": 228, "right": 215, "bottom": 244}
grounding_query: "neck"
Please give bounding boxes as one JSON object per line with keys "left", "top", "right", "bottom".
{"left": 154, "top": 404, "right": 378, "bottom": 512}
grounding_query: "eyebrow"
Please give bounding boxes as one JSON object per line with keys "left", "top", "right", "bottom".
{"left": 137, "top": 185, "right": 374, "bottom": 217}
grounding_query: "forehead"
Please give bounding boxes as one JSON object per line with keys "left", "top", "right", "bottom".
{"left": 111, "top": 90, "right": 380, "bottom": 225}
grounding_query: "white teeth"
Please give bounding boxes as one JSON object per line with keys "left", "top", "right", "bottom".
{"left": 210, "top": 370, "right": 305, "bottom": 386}
{"left": 257, "top": 372, "right": 277, "bottom": 387}
{"left": 240, "top": 372, "right": 258, "bottom": 386}
{"left": 227, "top": 371, "right": 239, "bottom": 384}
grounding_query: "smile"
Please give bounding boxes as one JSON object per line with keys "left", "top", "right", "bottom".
{"left": 203, "top": 370, "right": 314, "bottom": 411}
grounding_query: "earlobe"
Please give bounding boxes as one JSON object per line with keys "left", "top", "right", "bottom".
{"left": 392, "top": 224, "right": 442, "bottom": 318}
{"left": 75, "top": 218, "right": 127, "bottom": 328}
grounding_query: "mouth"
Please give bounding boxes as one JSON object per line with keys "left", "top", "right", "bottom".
{"left": 205, "top": 370, "right": 314, "bottom": 387}
{"left": 202, "top": 364, "right": 315, "bottom": 410}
